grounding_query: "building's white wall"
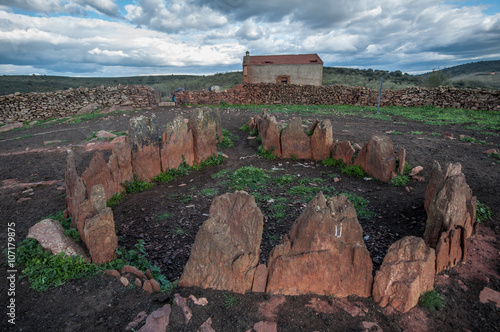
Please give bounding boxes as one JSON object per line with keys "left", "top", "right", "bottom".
{"left": 246, "top": 64, "right": 323, "bottom": 86}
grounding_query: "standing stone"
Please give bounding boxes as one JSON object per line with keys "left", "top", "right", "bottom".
{"left": 331, "top": 141, "right": 355, "bottom": 166}
{"left": 258, "top": 112, "right": 281, "bottom": 157}
{"left": 27, "top": 219, "right": 89, "bottom": 261}
{"left": 354, "top": 135, "right": 396, "bottom": 182}
{"left": 372, "top": 236, "right": 435, "bottom": 313}
{"left": 81, "top": 184, "right": 118, "bottom": 264}
{"left": 179, "top": 191, "right": 263, "bottom": 293}
{"left": 129, "top": 114, "right": 161, "bottom": 181}
{"left": 65, "top": 150, "right": 87, "bottom": 229}
{"left": 188, "top": 108, "right": 218, "bottom": 163}
{"left": 424, "top": 162, "right": 477, "bottom": 272}
{"left": 160, "top": 116, "right": 194, "bottom": 170}
{"left": 81, "top": 151, "right": 115, "bottom": 200}
{"left": 281, "top": 117, "right": 312, "bottom": 160}
{"left": 266, "top": 193, "right": 373, "bottom": 297}
{"left": 398, "top": 148, "right": 406, "bottom": 175}
{"left": 311, "top": 119, "right": 333, "bottom": 161}
{"left": 108, "top": 140, "right": 133, "bottom": 194}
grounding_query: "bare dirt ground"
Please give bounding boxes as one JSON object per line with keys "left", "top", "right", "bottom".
{"left": 0, "top": 106, "right": 499, "bottom": 331}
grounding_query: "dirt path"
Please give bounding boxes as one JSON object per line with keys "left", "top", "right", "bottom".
{"left": 1, "top": 106, "right": 499, "bottom": 331}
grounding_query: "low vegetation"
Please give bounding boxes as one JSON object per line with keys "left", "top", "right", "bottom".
{"left": 419, "top": 289, "right": 445, "bottom": 311}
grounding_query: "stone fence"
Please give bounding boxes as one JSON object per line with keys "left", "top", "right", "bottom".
{"left": 0, "top": 85, "right": 156, "bottom": 125}
{"left": 176, "top": 83, "right": 500, "bottom": 111}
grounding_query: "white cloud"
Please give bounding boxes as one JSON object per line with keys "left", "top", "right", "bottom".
{"left": 76, "top": 0, "right": 122, "bottom": 18}
{"left": 235, "top": 18, "right": 263, "bottom": 40}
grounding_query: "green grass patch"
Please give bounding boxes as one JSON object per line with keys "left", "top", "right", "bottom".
{"left": 476, "top": 201, "right": 493, "bottom": 223}
{"left": 152, "top": 163, "right": 190, "bottom": 183}
{"left": 410, "top": 131, "right": 423, "bottom": 135}
{"left": 274, "top": 174, "right": 297, "bottom": 186}
{"left": 171, "top": 228, "right": 187, "bottom": 236}
{"left": 419, "top": 289, "right": 445, "bottom": 311}
{"left": 339, "top": 192, "right": 376, "bottom": 219}
{"left": 389, "top": 131, "right": 403, "bottom": 135}
{"left": 155, "top": 212, "right": 173, "bottom": 221}
{"left": 229, "top": 166, "right": 271, "bottom": 191}
{"left": 341, "top": 165, "right": 367, "bottom": 178}
{"left": 191, "top": 152, "right": 225, "bottom": 170}
{"left": 240, "top": 123, "right": 250, "bottom": 132}
{"left": 198, "top": 188, "right": 218, "bottom": 197}
{"left": 257, "top": 145, "right": 277, "bottom": 160}
{"left": 211, "top": 169, "right": 230, "bottom": 179}
{"left": 270, "top": 203, "right": 287, "bottom": 222}
{"left": 217, "top": 129, "right": 236, "bottom": 148}
{"left": 122, "top": 175, "right": 154, "bottom": 193}
{"left": 223, "top": 292, "right": 240, "bottom": 308}
{"left": 391, "top": 175, "right": 411, "bottom": 187}
{"left": 459, "top": 136, "right": 488, "bottom": 145}
{"left": 322, "top": 157, "right": 346, "bottom": 167}
{"left": 107, "top": 192, "right": 125, "bottom": 208}
{"left": 298, "top": 177, "right": 324, "bottom": 185}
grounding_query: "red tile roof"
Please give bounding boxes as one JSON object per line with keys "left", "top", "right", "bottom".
{"left": 245, "top": 54, "right": 323, "bottom": 66}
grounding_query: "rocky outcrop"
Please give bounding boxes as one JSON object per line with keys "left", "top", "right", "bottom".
{"left": 81, "top": 184, "right": 118, "bottom": 264}
{"left": 81, "top": 152, "right": 115, "bottom": 200}
{"left": 188, "top": 108, "right": 218, "bottom": 162}
{"left": 331, "top": 140, "right": 356, "bottom": 166}
{"left": 258, "top": 112, "right": 281, "bottom": 157}
{"left": 129, "top": 114, "right": 162, "bottom": 182}
{"left": 354, "top": 135, "right": 396, "bottom": 182}
{"left": 27, "top": 219, "right": 89, "bottom": 261}
{"left": 179, "top": 191, "right": 263, "bottom": 293}
{"left": 310, "top": 119, "right": 333, "bottom": 161}
{"left": 372, "top": 236, "right": 435, "bottom": 313}
{"left": 266, "top": 193, "right": 373, "bottom": 297}
{"left": 160, "top": 116, "right": 194, "bottom": 170}
{"left": 423, "top": 162, "right": 477, "bottom": 272}
{"left": 281, "top": 117, "right": 312, "bottom": 159}
{"left": 65, "top": 150, "right": 87, "bottom": 229}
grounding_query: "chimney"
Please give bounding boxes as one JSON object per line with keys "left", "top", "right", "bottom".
{"left": 244, "top": 51, "right": 250, "bottom": 64}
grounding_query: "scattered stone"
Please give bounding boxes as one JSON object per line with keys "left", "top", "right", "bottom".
{"left": 179, "top": 191, "right": 263, "bottom": 293}
{"left": 150, "top": 278, "right": 161, "bottom": 292}
{"left": 137, "top": 304, "right": 171, "bottom": 332}
{"left": 409, "top": 166, "right": 424, "bottom": 176}
{"left": 266, "top": 193, "right": 373, "bottom": 297}
{"left": 198, "top": 318, "right": 216, "bottom": 332}
{"left": 125, "top": 311, "right": 148, "bottom": 331}
{"left": 122, "top": 265, "right": 146, "bottom": 280}
{"left": 161, "top": 115, "right": 195, "bottom": 170}
{"left": 258, "top": 296, "right": 286, "bottom": 321}
{"left": 120, "top": 277, "right": 129, "bottom": 287}
{"left": 443, "top": 131, "right": 453, "bottom": 139}
{"left": 479, "top": 287, "right": 500, "bottom": 308}
{"left": 310, "top": 119, "right": 333, "bottom": 161}
{"left": 95, "top": 130, "right": 117, "bottom": 139}
{"left": 281, "top": 117, "right": 312, "bottom": 159}
{"left": 372, "top": 236, "right": 436, "bottom": 313}
{"left": 251, "top": 264, "right": 268, "bottom": 293}
{"left": 145, "top": 269, "right": 153, "bottom": 280}
{"left": 189, "top": 295, "right": 208, "bottom": 306}
{"left": 188, "top": 108, "right": 218, "bottom": 163}
{"left": 175, "top": 293, "right": 193, "bottom": 325}
{"left": 43, "top": 140, "right": 63, "bottom": 146}
{"left": 483, "top": 148, "right": 498, "bottom": 154}
{"left": 16, "top": 197, "right": 32, "bottom": 203}
{"left": 354, "top": 135, "right": 396, "bottom": 182}
{"left": 77, "top": 103, "right": 101, "bottom": 115}
{"left": 104, "top": 269, "right": 121, "bottom": 278}
{"left": 81, "top": 151, "right": 115, "bottom": 200}
{"left": 142, "top": 280, "right": 153, "bottom": 293}
{"left": 129, "top": 114, "right": 162, "bottom": 182}
{"left": 134, "top": 278, "right": 142, "bottom": 288}
{"left": 27, "top": 219, "right": 89, "bottom": 261}
{"left": 0, "top": 122, "right": 23, "bottom": 132}
{"left": 331, "top": 140, "right": 355, "bottom": 166}
{"left": 253, "top": 321, "right": 277, "bottom": 332}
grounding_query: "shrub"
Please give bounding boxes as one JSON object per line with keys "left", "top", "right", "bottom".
{"left": 419, "top": 289, "right": 445, "bottom": 311}
{"left": 274, "top": 174, "right": 297, "bottom": 185}
{"left": 198, "top": 188, "right": 218, "bottom": 197}
{"left": 391, "top": 175, "right": 411, "bottom": 187}
{"left": 257, "top": 145, "right": 276, "bottom": 160}
{"left": 107, "top": 192, "right": 125, "bottom": 208}
{"left": 476, "top": 201, "right": 493, "bottom": 223}
{"left": 123, "top": 175, "right": 153, "bottom": 193}
{"left": 229, "top": 166, "right": 270, "bottom": 191}
{"left": 341, "top": 165, "right": 367, "bottom": 178}
{"left": 240, "top": 123, "right": 250, "bottom": 132}
{"left": 217, "top": 129, "right": 235, "bottom": 148}
{"left": 322, "top": 157, "right": 345, "bottom": 167}
{"left": 152, "top": 162, "right": 190, "bottom": 183}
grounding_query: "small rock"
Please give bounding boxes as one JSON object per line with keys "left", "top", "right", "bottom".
{"left": 409, "top": 166, "right": 423, "bottom": 176}
{"left": 120, "top": 277, "right": 129, "bottom": 287}
{"left": 134, "top": 278, "right": 142, "bottom": 288}
{"left": 198, "top": 317, "right": 216, "bottom": 332}
{"left": 104, "top": 269, "right": 121, "bottom": 278}
{"left": 189, "top": 295, "right": 208, "bottom": 306}
{"left": 142, "top": 280, "right": 153, "bottom": 293}
{"left": 483, "top": 148, "right": 498, "bottom": 154}
{"left": 122, "top": 265, "right": 146, "bottom": 280}
{"left": 175, "top": 293, "right": 193, "bottom": 325}
{"left": 150, "top": 278, "right": 161, "bottom": 292}
{"left": 253, "top": 321, "right": 277, "bottom": 332}
{"left": 138, "top": 304, "right": 171, "bottom": 332}
{"left": 479, "top": 287, "right": 500, "bottom": 308}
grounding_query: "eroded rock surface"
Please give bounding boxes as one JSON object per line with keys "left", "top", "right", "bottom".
{"left": 65, "top": 150, "right": 87, "bottom": 229}
{"left": 179, "top": 191, "right": 263, "bottom": 293}
{"left": 311, "top": 119, "right": 333, "bottom": 161}
{"left": 258, "top": 112, "right": 281, "bottom": 157}
{"left": 161, "top": 116, "right": 195, "bottom": 170}
{"left": 81, "top": 152, "right": 115, "bottom": 200}
{"left": 266, "top": 193, "right": 373, "bottom": 297}
{"left": 281, "top": 117, "right": 312, "bottom": 159}
{"left": 372, "top": 236, "right": 435, "bottom": 313}
{"left": 129, "top": 114, "right": 161, "bottom": 181}
{"left": 188, "top": 108, "right": 218, "bottom": 162}
{"left": 354, "top": 135, "right": 396, "bottom": 182}
{"left": 331, "top": 140, "right": 355, "bottom": 166}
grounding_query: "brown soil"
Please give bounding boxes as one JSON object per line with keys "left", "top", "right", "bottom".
{"left": 1, "top": 106, "right": 499, "bottom": 331}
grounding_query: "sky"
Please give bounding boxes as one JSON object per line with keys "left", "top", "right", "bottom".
{"left": 0, "top": 0, "right": 499, "bottom": 77}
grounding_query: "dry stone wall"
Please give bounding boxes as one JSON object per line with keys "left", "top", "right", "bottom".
{"left": 176, "top": 83, "right": 500, "bottom": 111}
{"left": 0, "top": 85, "right": 156, "bottom": 125}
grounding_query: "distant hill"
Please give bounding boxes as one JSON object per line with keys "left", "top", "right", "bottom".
{"left": 1, "top": 60, "right": 498, "bottom": 96}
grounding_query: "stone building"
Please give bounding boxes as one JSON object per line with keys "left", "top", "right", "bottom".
{"left": 242, "top": 51, "right": 323, "bottom": 86}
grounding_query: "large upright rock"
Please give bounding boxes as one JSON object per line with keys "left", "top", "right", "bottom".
{"left": 81, "top": 184, "right": 118, "bottom": 264}
{"left": 179, "top": 191, "right": 263, "bottom": 293}
{"left": 423, "top": 162, "right": 477, "bottom": 272}
{"left": 281, "top": 117, "right": 312, "bottom": 160}
{"left": 65, "top": 150, "right": 87, "bottom": 229}
{"left": 129, "top": 114, "right": 161, "bottom": 181}
{"left": 310, "top": 119, "right": 333, "bottom": 161}
{"left": 258, "top": 112, "right": 281, "bottom": 157}
{"left": 354, "top": 135, "right": 396, "bottom": 182}
{"left": 81, "top": 151, "right": 115, "bottom": 200}
{"left": 188, "top": 108, "right": 218, "bottom": 163}
{"left": 160, "top": 116, "right": 194, "bottom": 170}
{"left": 108, "top": 140, "right": 133, "bottom": 194}
{"left": 331, "top": 140, "right": 355, "bottom": 166}
{"left": 266, "top": 193, "right": 373, "bottom": 297}
{"left": 372, "top": 236, "right": 435, "bottom": 313}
